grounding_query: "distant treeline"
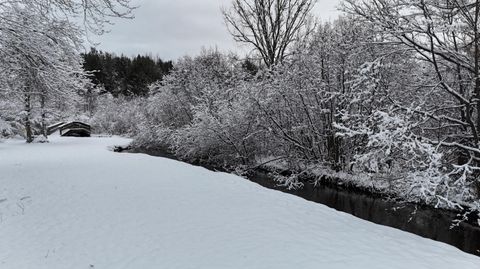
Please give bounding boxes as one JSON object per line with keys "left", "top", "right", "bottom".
{"left": 82, "top": 48, "right": 173, "bottom": 96}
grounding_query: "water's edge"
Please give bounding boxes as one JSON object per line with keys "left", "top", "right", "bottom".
{"left": 118, "top": 146, "right": 480, "bottom": 256}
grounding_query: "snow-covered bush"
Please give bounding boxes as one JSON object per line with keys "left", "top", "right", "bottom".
{"left": 0, "top": 98, "right": 22, "bottom": 138}
{"left": 336, "top": 97, "right": 480, "bottom": 217}
{"left": 135, "top": 50, "right": 261, "bottom": 164}
{"left": 173, "top": 90, "right": 261, "bottom": 165}
{"left": 0, "top": 118, "right": 14, "bottom": 138}
{"left": 90, "top": 94, "right": 146, "bottom": 136}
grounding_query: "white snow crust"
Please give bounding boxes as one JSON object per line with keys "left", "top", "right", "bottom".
{"left": 1, "top": 136, "right": 479, "bottom": 269}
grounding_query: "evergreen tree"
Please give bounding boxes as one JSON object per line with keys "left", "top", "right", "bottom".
{"left": 82, "top": 48, "right": 173, "bottom": 96}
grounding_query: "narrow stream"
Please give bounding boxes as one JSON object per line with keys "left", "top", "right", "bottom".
{"left": 250, "top": 171, "right": 480, "bottom": 256}
{"left": 125, "top": 147, "right": 480, "bottom": 256}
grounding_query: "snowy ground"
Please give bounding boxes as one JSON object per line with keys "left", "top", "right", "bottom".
{"left": 1, "top": 136, "right": 480, "bottom": 269}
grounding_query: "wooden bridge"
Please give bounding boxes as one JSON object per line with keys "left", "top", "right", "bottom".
{"left": 47, "top": 121, "right": 91, "bottom": 137}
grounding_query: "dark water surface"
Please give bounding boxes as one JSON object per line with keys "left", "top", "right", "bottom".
{"left": 126, "top": 147, "right": 480, "bottom": 256}
{"left": 250, "top": 171, "right": 480, "bottom": 256}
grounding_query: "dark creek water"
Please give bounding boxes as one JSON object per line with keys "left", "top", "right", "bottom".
{"left": 124, "top": 147, "right": 480, "bottom": 256}
{"left": 251, "top": 172, "right": 480, "bottom": 256}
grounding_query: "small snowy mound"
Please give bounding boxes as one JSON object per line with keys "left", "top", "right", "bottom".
{"left": 33, "top": 136, "right": 49, "bottom": 143}
{"left": 0, "top": 136, "right": 479, "bottom": 269}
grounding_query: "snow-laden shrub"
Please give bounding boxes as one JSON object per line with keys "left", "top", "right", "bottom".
{"left": 0, "top": 118, "right": 14, "bottom": 137}
{"left": 272, "top": 172, "right": 305, "bottom": 190}
{"left": 0, "top": 98, "right": 24, "bottom": 138}
{"left": 90, "top": 94, "right": 146, "bottom": 136}
{"left": 337, "top": 110, "right": 477, "bottom": 211}
{"left": 134, "top": 50, "right": 260, "bottom": 162}
{"left": 173, "top": 93, "right": 260, "bottom": 165}
{"left": 132, "top": 104, "right": 174, "bottom": 150}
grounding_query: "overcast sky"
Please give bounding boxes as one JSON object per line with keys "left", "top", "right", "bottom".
{"left": 87, "top": 0, "right": 341, "bottom": 61}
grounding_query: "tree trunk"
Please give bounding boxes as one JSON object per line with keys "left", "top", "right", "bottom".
{"left": 475, "top": 0, "right": 480, "bottom": 145}
{"left": 24, "top": 91, "right": 33, "bottom": 143}
{"left": 40, "top": 90, "right": 47, "bottom": 139}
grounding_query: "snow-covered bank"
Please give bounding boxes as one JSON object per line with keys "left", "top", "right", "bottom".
{"left": 1, "top": 136, "right": 480, "bottom": 269}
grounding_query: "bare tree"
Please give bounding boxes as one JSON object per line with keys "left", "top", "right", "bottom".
{"left": 222, "top": 0, "right": 316, "bottom": 67}
{"left": 0, "top": 0, "right": 135, "bottom": 34}
{"left": 343, "top": 0, "right": 480, "bottom": 157}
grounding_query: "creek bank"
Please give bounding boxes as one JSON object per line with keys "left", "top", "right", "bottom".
{"left": 117, "top": 145, "right": 480, "bottom": 256}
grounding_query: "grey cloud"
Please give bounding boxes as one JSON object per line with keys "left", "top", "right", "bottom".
{"left": 87, "top": 0, "right": 340, "bottom": 60}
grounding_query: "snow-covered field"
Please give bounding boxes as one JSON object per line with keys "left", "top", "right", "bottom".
{"left": 1, "top": 136, "right": 480, "bottom": 269}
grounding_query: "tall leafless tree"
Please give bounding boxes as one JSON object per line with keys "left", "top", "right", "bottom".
{"left": 223, "top": 0, "right": 316, "bottom": 67}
